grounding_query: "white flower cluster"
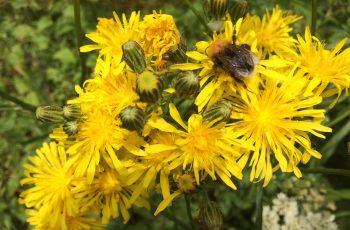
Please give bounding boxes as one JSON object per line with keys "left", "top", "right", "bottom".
{"left": 263, "top": 192, "right": 338, "bottom": 230}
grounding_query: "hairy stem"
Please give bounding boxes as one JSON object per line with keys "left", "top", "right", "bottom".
{"left": 311, "top": 0, "right": 317, "bottom": 35}
{"left": 183, "top": 0, "right": 212, "bottom": 35}
{"left": 254, "top": 182, "right": 263, "bottom": 230}
{"left": 0, "top": 90, "right": 36, "bottom": 112}
{"left": 185, "top": 194, "right": 196, "bottom": 230}
{"left": 74, "top": 0, "right": 87, "bottom": 85}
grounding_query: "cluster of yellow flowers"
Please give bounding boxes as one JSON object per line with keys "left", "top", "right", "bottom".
{"left": 19, "top": 6, "right": 350, "bottom": 229}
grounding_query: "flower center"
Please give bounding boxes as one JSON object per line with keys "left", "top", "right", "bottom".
{"left": 98, "top": 171, "right": 122, "bottom": 195}
{"left": 187, "top": 125, "right": 218, "bottom": 155}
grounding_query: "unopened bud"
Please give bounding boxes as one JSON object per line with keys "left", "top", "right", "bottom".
{"left": 122, "top": 40, "right": 147, "bottom": 74}
{"left": 120, "top": 106, "right": 146, "bottom": 132}
{"left": 229, "top": 0, "right": 248, "bottom": 23}
{"left": 136, "top": 71, "right": 163, "bottom": 104}
{"left": 203, "top": 0, "right": 228, "bottom": 21}
{"left": 175, "top": 71, "right": 200, "bottom": 98}
{"left": 36, "top": 106, "right": 64, "bottom": 124}
{"left": 199, "top": 201, "right": 223, "bottom": 230}
{"left": 63, "top": 104, "right": 82, "bottom": 121}
{"left": 63, "top": 120, "right": 79, "bottom": 136}
{"left": 164, "top": 40, "right": 187, "bottom": 63}
{"left": 202, "top": 101, "right": 232, "bottom": 122}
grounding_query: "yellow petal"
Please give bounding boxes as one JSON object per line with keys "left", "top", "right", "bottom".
{"left": 154, "top": 191, "right": 182, "bottom": 216}
{"left": 169, "top": 103, "right": 188, "bottom": 130}
{"left": 171, "top": 63, "right": 203, "bottom": 70}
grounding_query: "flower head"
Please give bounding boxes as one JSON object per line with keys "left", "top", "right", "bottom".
{"left": 72, "top": 166, "right": 149, "bottom": 224}
{"left": 19, "top": 142, "right": 78, "bottom": 217}
{"left": 172, "top": 19, "right": 261, "bottom": 111}
{"left": 231, "top": 71, "right": 332, "bottom": 185}
{"left": 239, "top": 5, "right": 302, "bottom": 58}
{"left": 293, "top": 27, "right": 350, "bottom": 107}
{"left": 80, "top": 12, "right": 141, "bottom": 73}
{"left": 140, "top": 11, "right": 181, "bottom": 68}
{"left": 19, "top": 142, "right": 104, "bottom": 229}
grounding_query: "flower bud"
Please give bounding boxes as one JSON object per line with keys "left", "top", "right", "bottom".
{"left": 63, "top": 120, "right": 79, "bottom": 136}
{"left": 175, "top": 71, "right": 200, "bottom": 98}
{"left": 203, "top": 0, "right": 228, "bottom": 21}
{"left": 176, "top": 173, "right": 196, "bottom": 193}
{"left": 229, "top": 0, "right": 248, "bottom": 23}
{"left": 120, "top": 106, "right": 146, "bottom": 132}
{"left": 164, "top": 39, "right": 187, "bottom": 63}
{"left": 202, "top": 101, "right": 232, "bottom": 122}
{"left": 36, "top": 105, "right": 65, "bottom": 124}
{"left": 122, "top": 40, "right": 147, "bottom": 74}
{"left": 136, "top": 71, "right": 163, "bottom": 104}
{"left": 63, "top": 104, "right": 82, "bottom": 121}
{"left": 199, "top": 201, "right": 223, "bottom": 230}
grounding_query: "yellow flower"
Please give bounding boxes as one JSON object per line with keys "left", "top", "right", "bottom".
{"left": 230, "top": 71, "right": 332, "bottom": 186}
{"left": 165, "top": 104, "right": 249, "bottom": 188}
{"left": 172, "top": 19, "right": 261, "bottom": 111}
{"left": 140, "top": 11, "right": 181, "bottom": 68}
{"left": 72, "top": 166, "right": 149, "bottom": 224}
{"left": 239, "top": 5, "right": 302, "bottom": 58}
{"left": 69, "top": 70, "right": 140, "bottom": 117}
{"left": 292, "top": 27, "right": 350, "bottom": 107}
{"left": 25, "top": 208, "right": 105, "bottom": 230}
{"left": 80, "top": 12, "right": 141, "bottom": 74}
{"left": 66, "top": 108, "right": 145, "bottom": 183}
{"left": 19, "top": 142, "right": 94, "bottom": 229}
{"left": 127, "top": 129, "right": 182, "bottom": 206}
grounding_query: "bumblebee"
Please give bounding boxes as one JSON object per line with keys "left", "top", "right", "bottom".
{"left": 207, "top": 35, "right": 259, "bottom": 81}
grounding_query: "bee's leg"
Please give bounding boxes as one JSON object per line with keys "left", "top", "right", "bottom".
{"left": 232, "top": 28, "right": 237, "bottom": 44}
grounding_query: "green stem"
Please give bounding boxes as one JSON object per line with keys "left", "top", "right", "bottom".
{"left": 74, "top": 0, "right": 87, "bottom": 85}
{"left": 183, "top": 0, "right": 212, "bottom": 35}
{"left": 327, "top": 108, "right": 350, "bottom": 126}
{"left": 254, "top": 182, "right": 263, "bottom": 230}
{"left": 0, "top": 90, "right": 36, "bottom": 112}
{"left": 301, "top": 168, "right": 350, "bottom": 177}
{"left": 311, "top": 0, "right": 316, "bottom": 35}
{"left": 184, "top": 194, "right": 196, "bottom": 230}
{"left": 162, "top": 210, "right": 191, "bottom": 230}
{"left": 335, "top": 211, "right": 350, "bottom": 219}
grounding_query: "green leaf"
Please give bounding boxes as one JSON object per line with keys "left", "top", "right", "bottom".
{"left": 53, "top": 48, "right": 75, "bottom": 65}
{"left": 36, "top": 17, "right": 53, "bottom": 32}
{"left": 13, "top": 77, "right": 30, "bottom": 95}
{"left": 327, "top": 189, "right": 350, "bottom": 201}
{"left": 12, "top": 25, "right": 33, "bottom": 40}
{"left": 321, "top": 119, "right": 350, "bottom": 163}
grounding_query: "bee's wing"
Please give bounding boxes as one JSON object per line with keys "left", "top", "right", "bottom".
{"left": 216, "top": 53, "right": 252, "bottom": 78}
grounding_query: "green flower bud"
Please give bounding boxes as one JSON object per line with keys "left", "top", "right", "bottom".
{"left": 63, "top": 120, "right": 79, "bottom": 136}
{"left": 175, "top": 71, "right": 200, "bottom": 98}
{"left": 36, "top": 105, "right": 65, "bottom": 124}
{"left": 120, "top": 106, "right": 145, "bottom": 132}
{"left": 136, "top": 71, "right": 163, "bottom": 104}
{"left": 229, "top": 0, "right": 248, "bottom": 23}
{"left": 202, "top": 101, "right": 232, "bottom": 122}
{"left": 63, "top": 104, "right": 82, "bottom": 121}
{"left": 199, "top": 201, "right": 223, "bottom": 230}
{"left": 203, "top": 0, "right": 228, "bottom": 21}
{"left": 122, "top": 40, "right": 147, "bottom": 74}
{"left": 164, "top": 40, "right": 187, "bottom": 63}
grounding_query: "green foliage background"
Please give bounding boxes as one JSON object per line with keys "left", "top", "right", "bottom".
{"left": 0, "top": 0, "right": 349, "bottom": 229}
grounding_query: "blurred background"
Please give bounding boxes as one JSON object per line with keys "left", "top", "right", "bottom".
{"left": 0, "top": 0, "right": 350, "bottom": 229}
